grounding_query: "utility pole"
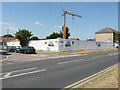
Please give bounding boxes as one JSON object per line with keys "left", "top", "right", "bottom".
{"left": 62, "top": 5, "right": 82, "bottom": 39}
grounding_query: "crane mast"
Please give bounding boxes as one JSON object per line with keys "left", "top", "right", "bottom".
{"left": 62, "top": 5, "right": 82, "bottom": 39}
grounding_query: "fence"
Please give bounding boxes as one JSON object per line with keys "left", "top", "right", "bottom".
{"left": 29, "top": 38, "right": 114, "bottom": 52}
{"left": 7, "top": 38, "right": 115, "bottom": 52}
{"left": 29, "top": 39, "right": 59, "bottom": 51}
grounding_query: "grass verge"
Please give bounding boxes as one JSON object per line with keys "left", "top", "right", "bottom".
{"left": 37, "top": 48, "right": 118, "bottom": 55}
{"left": 82, "top": 67, "right": 119, "bottom": 88}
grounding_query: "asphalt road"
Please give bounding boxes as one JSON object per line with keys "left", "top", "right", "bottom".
{"left": 1, "top": 50, "right": 119, "bottom": 88}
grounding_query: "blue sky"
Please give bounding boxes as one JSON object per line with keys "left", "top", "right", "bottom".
{"left": 2, "top": 2, "right": 118, "bottom": 40}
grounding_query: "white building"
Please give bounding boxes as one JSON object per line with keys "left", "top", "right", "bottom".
{"left": 7, "top": 39, "right": 21, "bottom": 46}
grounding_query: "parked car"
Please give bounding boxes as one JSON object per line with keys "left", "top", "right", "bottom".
{"left": 15, "top": 46, "right": 22, "bottom": 53}
{"left": 0, "top": 45, "right": 7, "bottom": 50}
{"left": 6, "top": 46, "right": 12, "bottom": 51}
{"left": 20, "top": 46, "right": 35, "bottom": 54}
{"left": 7, "top": 46, "right": 17, "bottom": 52}
{"left": 114, "top": 43, "right": 120, "bottom": 48}
{"left": 116, "top": 45, "right": 120, "bottom": 48}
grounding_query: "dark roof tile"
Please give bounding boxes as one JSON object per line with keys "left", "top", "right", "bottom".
{"left": 95, "top": 27, "right": 120, "bottom": 34}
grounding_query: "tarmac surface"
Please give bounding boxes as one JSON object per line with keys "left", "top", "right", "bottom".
{"left": 0, "top": 50, "right": 119, "bottom": 88}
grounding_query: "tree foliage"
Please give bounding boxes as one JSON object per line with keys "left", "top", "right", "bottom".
{"left": 46, "top": 26, "right": 70, "bottom": 39}
{"left": 15, "top": 29, "right": 33, "bottom": 47}
{"left": 46, "top": 32, "right": 62, "bottom": 39}
{"left": 2, "top": 34, "right": 14, "bottom": 37}
{"left": 30, "top": 36, "right": 39, "bottom": 40}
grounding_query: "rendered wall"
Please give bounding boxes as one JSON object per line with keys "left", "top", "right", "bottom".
{"left": 7, "top": 41, "right": 21, "bottom": 46}
{"left": 95, "top": 33, "right": 113, "bottom": 43}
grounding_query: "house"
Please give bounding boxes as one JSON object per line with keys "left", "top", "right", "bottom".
{"left": 0, "top": 37, "right": 17, "bottom": 45}
{"left": 95, "top": 27, "right": 120, "bottom": 43}
{"left": 7, "top": 39, "right": 20, "bottom": 46}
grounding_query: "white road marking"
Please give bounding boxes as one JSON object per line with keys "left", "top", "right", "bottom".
{"left": 8, "top": 67, "right": 37, "bottom": 74}
{"left": 58, "top": 59, "right": 84, "bottom": 65}
{"left": 108, "top": 54, "right": 113, "bottom": 56}
{"left": 0, "top": 69, "right": 46, "bottom": 80}
{"left": 3, "top": 72, "right": 12, "bottom": 78}
{"left": 0, "top": 67, "right": 36, "bottom": 76}
{"left": 108, "top": 53, "right": 118, "bottom": 56}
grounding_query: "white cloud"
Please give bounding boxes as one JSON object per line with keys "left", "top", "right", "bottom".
{"left": 35, "top": 22, "right": 44, "bottom": 26}
{"left": 35, "top": 22, "right": 39, "bottom": 25}
{"left": 0, "top": 22, "right": 14, "bottom": 25}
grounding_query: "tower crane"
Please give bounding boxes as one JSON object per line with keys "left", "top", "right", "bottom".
{"left": 62, "top": 5, "right": 82, "bottom": 39}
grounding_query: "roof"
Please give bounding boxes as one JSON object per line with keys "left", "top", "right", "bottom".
{"left": 7, "top": 39, "right": 19, "bottom": 42}
{"left": 95, "top": 27, "right": 120, "bottom": 34}
{"left": 0, "top": 37, "right": 16, "bottom": 40}
{"left": 68, "top": 38, "right": 79, "bottom": 40}
{"left": 0, "top": 37, "right": 17, "bottom": 42}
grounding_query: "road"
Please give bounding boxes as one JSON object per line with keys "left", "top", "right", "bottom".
{"left": 1, "top": 50, "right": 119, "bottom": 88}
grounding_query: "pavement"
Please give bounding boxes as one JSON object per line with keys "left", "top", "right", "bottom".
{"left": 0, "top": 50, "right": 88, "bottom": 63}
{"left": 0, "top": 50, "right": 119, "bottom": 88}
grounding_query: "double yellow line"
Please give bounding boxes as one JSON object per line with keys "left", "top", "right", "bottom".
{"left": 61, "top": 63, "right": 119, "bottom": 90}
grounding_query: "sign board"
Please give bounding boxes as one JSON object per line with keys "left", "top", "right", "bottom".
{"left": 65, "top": 40, "right": 71, "bottom": 47}
{"left": 48, "top": 40, "right": 54, "bottom": 46}
{"left": 105, "top": 38, "right": 111, "bottom": 42}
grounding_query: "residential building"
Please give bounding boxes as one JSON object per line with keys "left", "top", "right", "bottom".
{"left": 7, "top": 39, "right": 20, "bottom": 46}
{"left": 0, "top": 37, "right": 18, "bottom": 45}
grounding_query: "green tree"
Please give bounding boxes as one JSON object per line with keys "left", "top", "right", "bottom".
{"left": 2, "top": 34, "right": 14, "bottom": 37}
{"left": 15, "top": 29, "right": 33, "bottom": 47}
{"left": 46, "top": 26, "right": 70, "bottom": 39}
{"left": 30, "top": 36, "right": 39, "bottom": 40}
{"left": 46, "top": 32, "right": 60, "bottom": 39}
